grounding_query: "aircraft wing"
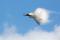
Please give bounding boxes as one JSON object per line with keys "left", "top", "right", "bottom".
{"left": 33, "top": 18, "right": 40, "bottom": 25}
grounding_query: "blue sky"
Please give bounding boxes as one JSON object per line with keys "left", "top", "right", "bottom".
{"left": 0, "top": 0, "right": 60, "bottom": 34}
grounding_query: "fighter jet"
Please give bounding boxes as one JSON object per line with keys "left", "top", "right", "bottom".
{"left": 24, "top": 8, "right": 49, "bottom": 25}
{"left": 24, "top": 13, "right": 41, "bottom": 25}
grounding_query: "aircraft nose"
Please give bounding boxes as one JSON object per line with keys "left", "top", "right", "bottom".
{"left": 24, "top": 14, "right": 30, "bottom": 16}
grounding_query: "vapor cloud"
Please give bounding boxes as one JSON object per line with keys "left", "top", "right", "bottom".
{"left": 34, "top": 8, "right": 60, "bottom": 24}
{"left": 34, "top": 8, "right": 49, "bottom": 24}
{"left": 29, "top": 8, "right": 50, "bottom": 24}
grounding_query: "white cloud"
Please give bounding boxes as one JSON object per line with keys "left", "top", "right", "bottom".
{"left": 0, "top": 23, "right": 60, "bottom": 40}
